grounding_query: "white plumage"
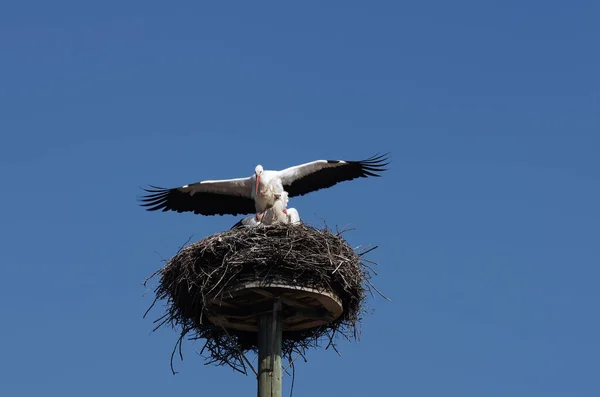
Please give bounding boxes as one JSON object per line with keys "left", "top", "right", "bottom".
{"left": 232, "top": 190, "right": 301, "bottom": 229}
{"left": 140, "top": 154, "right": 389, "bottom": 218}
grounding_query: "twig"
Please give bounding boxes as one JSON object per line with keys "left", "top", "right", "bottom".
{"left": 220, "top": 325, "right": 258, "bottom": 377}
{"left": 358, "top": 245, "right": 378, "bottom": 256}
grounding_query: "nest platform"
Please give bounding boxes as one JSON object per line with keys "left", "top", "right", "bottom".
{"left": 207, "top": 282, "right": 343, "bottom": 332}
{"left": 145, "top": 223, "right": 379, "bottom": 373}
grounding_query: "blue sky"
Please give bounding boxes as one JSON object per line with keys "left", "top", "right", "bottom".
{"left": 1, "top": 1, "right": 598, "bottom": 396}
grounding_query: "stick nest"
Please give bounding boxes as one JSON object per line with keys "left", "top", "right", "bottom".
{"left": 144, "top": 224, "right": 381, "bottom": 374}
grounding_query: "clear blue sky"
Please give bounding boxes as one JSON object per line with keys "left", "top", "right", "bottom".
{"left": 1, "top": 1, "right": 598, "bottom": 396}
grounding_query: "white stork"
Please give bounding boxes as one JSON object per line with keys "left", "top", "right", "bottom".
{"left": 140, "top": 153, "right": 389, "bottom": 218}
{"left": 231, "top": 190, "right": 301, "bottom": 229}
{"left": 261, "top": 191, "right": 301, "bottom": 226}
{"left": 230, "top": 215, "right": 261, "bottom": 229}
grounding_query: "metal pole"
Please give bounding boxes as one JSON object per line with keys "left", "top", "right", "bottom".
{"left": 258, "top": 299, "right": 282, "bottom": 397}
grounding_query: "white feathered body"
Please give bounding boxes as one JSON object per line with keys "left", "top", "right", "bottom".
{"left": 251, "top": 170, "right": 285, "bottom": 213}
{"left": 234, "top": 190, "right": 301, "bottom": 228}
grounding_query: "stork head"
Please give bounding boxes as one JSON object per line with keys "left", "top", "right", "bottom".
{"left": 254, "top": 165, "right": 264, "bottom": 194}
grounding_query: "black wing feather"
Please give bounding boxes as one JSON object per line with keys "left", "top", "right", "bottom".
{"left": 230, "top": 218, "right": 246, "bottom": 229}
{"left": 139, "top": 185, "right": 256, "bottom": 216}
{"left": 284, "top": 153, "right": 390, "bottom": 197}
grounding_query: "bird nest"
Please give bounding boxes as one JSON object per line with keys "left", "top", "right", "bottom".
{"left": 144, "top": 223, "right": 383, "bottom": 374}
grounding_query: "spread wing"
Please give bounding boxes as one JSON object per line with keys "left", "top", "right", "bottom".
{"left": 277, "top": 153, "right": 390, "bottom": 197}
{"left": 139, "top": 177, "right": 256, "bottom": 216}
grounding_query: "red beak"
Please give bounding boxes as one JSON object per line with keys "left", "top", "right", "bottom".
{"left": 255, "top": 175, "right": 261, "bottom": 195}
